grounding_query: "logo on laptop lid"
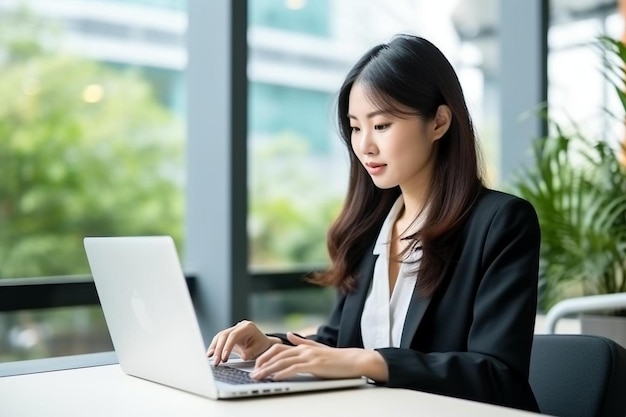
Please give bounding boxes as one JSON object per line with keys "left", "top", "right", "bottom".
{"left": 131, "top": 289, "right": 156, "bottom": 334}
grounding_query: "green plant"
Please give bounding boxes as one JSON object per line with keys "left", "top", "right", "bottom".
{"left": 510, "top": 36, "right": 626, "bottom": 312}
{"left": 248, "top": 132, "right": 343, "bottom": 268}
{"left": 0, "top": 7, "right": 184, "bottom": 279}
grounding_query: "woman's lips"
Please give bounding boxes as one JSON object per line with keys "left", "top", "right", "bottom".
{"left": 365, "top": 162, "right": 386, "bottom": 175}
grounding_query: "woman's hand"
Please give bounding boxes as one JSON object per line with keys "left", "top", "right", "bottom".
{"left": 206, "top": 320, "right": 281, "bottom": 365}
{"left": 250, "top": 332, "right": 388, "bottom": 382}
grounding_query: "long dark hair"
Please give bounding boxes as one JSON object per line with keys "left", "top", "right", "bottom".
{"left": 310, "top": 34, "right": 484, "bottom": 296}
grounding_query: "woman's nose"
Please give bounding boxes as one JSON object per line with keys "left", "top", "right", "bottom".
{"left": 358, "top": 130, "right": 377, "bottom": 155}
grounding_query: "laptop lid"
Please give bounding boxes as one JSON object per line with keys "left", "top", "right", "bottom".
{"left": 84, "top": 236, "right": 366, "bottom": 399}
{"left": 84, "top": 236, "right": 220, "bottom": 398}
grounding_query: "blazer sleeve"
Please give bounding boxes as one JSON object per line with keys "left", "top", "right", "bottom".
{"left": 375, "top": 197, "right": 540, "bottom": 411}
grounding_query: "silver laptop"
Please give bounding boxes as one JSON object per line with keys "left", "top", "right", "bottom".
{"left": 83, "top": 236, "right": 366, "bottom": 399}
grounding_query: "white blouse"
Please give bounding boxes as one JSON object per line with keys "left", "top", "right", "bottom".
{"left": 360, "top": 196, "right": 423, "bottom": 349}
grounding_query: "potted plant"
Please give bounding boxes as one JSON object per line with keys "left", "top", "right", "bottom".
{"left": 509, "top": 36, "right": 626, "bottom": 342}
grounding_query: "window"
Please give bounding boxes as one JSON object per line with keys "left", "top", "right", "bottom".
{"left": 1, "top": 0, "right": 513, "bottom": 363}
{"left": 547, "top": 2, "right": 623, "bottom": 148}
{"left": 246, "top": 0, "right": 502, "bottom": 329}
{"left": 0, "top": 0, "right": 186, "bottom": 361}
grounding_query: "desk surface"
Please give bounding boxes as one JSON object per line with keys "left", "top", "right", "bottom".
{"left": 0, "top": 364, "right": 544, "bottom": 417}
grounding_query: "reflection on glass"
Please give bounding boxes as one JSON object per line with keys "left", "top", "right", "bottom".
{"left": 0, "top": 0, "right": 186, "bottom": 361}
{"left": 0, "top": 307, "right": 112, "bottom": 362}
{"left": 247, "top": 0, "right": 497, "bottom": 271}
{"left": 548, "top": 9, "right": 623, "bottom": 148}
{"left": 0, "top": 1, "right": 186, "bottom": 279}
{"left": 250, "top": 287, "right": 336, "bottom": 334}
{"left": 247, "top": 0, "right": 500, "bottom": 332}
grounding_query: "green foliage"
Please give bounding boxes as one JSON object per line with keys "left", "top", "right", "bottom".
{"left": 0, "top": 8, "right": 184, "bottom": 278}
{"left": 0, "top": 6, "right": 340, "bottom": 278}
{"left": 249, "top": 133, "right": 344, "bottom": 269}
{"left": 510, "top": 37, "right": 626, "bottom": 312}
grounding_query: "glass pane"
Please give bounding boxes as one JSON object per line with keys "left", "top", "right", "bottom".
{"left": 0, "top": 307, "right": 112, "bottom": 361}
{"left": 249, "top": 0, "right": 331, "bottom": 37}
{"left": 247, "top": 0, "right": 500, "bottom": 329}
{"left": 548, "top": 7, "right": 623, "bottom": 149}
{"left": 0, "top": 0, "right": 186, "bottom": 362}
{"left": 247, "top": 0, "right": 499, "bottom": 270}
{"left": 0, "top": 0, "right": 187, "bottom": 279}
{"left": 250, "top": 287, "right": 336, "bottom": 335}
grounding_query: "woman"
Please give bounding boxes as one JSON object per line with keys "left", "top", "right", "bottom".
{"left": 208, "top": 34, "right": 540, "bottom": 412}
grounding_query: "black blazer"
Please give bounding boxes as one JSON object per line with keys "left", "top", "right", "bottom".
{"left": 305, "top": 189, "right": 540, "bottom": 412}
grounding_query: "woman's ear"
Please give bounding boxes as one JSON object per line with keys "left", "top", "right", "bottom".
{"left": 431, "top": 104, "right": 452, "bottom": 141}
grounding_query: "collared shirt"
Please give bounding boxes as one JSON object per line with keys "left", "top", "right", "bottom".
{"left": 360, "top": 196, "right": 423, "bottom": 349}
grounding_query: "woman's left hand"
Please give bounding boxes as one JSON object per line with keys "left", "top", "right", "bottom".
{"left": 249, "top": 332, "right": 375, "bottom": 381}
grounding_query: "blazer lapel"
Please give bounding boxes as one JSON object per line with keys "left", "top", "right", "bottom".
{"left": 400, "top": 246, "right": 459, "bottom": 348}
{"left": 399, "top": 290, "right": 431, "bottom": 348}
{"left": 337, "top": 251, "right": 377, "bottom": 347}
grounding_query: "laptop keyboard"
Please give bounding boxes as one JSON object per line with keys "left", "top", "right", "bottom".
{"left": 211, "top": 365, "right": 273, "bottom": 385}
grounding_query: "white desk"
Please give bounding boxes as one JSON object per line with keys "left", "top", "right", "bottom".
{"left": 0, "top": 364, "right": 545, "bottom": 417}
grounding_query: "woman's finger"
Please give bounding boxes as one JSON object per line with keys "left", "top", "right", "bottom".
{"left": 211, "top": 326, "right": 236, "bottom": 365}
{"left": 286, "top": 332, "right": 326, "bottom": 347}
{"left": 207, "top": 332, "right": 227, "bottom": 357}
{"left": 254, "top": 343, "right": 292, "bottom": 368}
{"left": 251, "top": 353, "right": 303, "bottom": 380}
{"left": 206, "top": 332, "right": 222, "bottom": 356}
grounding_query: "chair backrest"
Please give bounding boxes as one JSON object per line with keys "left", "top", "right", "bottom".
{"left": 529, "top": 334, "right": 626, "bottom": 417}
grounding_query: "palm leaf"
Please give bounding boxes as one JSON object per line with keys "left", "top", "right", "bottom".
{"left": 509, "top": 38, "right": 626, "bottom": 310}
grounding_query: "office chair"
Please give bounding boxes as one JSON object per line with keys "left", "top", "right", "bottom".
{"left": 528, "top": 334, "right": 626, "bottom": 417}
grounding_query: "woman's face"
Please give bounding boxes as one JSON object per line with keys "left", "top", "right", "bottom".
{"left": 348, "top": 82, "right": 447, "bottom": 194}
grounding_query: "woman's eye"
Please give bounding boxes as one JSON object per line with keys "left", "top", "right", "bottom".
{"left": 350, "top": 126, "right": 360, "bottom": 132}
{"left": 374, "top": 124, "right": 390, "bottom": 131}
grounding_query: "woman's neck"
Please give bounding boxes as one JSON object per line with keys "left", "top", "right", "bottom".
{"left": 398, "top": 186, "right": 428, "bottom": 227}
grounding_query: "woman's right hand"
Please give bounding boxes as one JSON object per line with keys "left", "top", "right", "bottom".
{"left": 206, "top": 320, "right": 281, "bottom": 365}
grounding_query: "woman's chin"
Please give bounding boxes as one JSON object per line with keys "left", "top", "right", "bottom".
{"left": 370, "top": 177, "right": 397, "bottom": 190}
